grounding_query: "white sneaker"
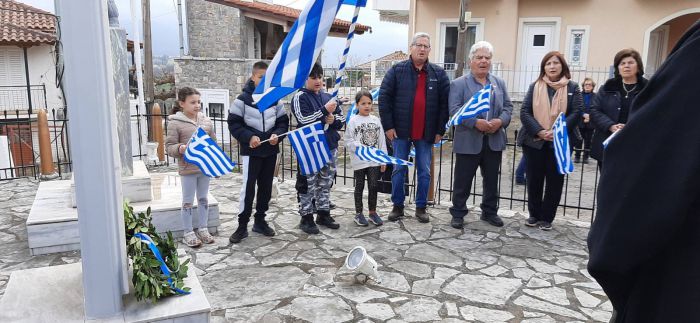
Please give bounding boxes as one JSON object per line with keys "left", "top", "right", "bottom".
{"left": 183, "top": 231, "right": 202, "bottom": 248}
{"left": 196, "top": 228, "right": 215, "bottom": 244}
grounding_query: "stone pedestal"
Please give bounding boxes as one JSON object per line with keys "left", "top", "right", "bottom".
{"left": 0, "top": 260, "right": 211, "bottom": 322}
{"left": 27, "top": 169, "right": 220, "bottom": 255}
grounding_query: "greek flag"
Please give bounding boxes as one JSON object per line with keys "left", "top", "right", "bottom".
{"left": 602, "top": 130, "right": 619, "bottom": 149}
{"left": 356, "top": 145, "right": 413, "bottom": 166}
{"left": 289, "top": 122, "right": 333, "bottom": 175}
{"left": 446, "top": 84, "right": 491, "bottom": 129}
{"left": 253, "top": 0, "right": 365, "bottom": 111}
{"left": 346, "top": 87, "right": 380, "bottom": 124}
{"left": 183, "top": 127, "right": 236, "bottom": 177}
{"left": 553, "top": 113, "right": 574, "bottom": 175}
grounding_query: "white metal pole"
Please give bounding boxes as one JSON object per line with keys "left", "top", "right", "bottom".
{"left": 55, "top": 0, "right": 125, "bottom": 319}
{"left": 177, "top": 0, "right": 185, "bottom": 56}
{"left": 130, "top": 0, "right": 147, "bottom": 144}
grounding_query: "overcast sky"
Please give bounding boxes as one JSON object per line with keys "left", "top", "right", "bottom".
{"left": 21, "top": 0, "right": 408, "bottom": 67}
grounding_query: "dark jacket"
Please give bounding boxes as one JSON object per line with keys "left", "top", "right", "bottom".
{"left": 290, "top": 88, "right": 344, "bottom": 150}
{"left": 517, "top": 81, "right": 582, "bottom": 150}
{"left": 587, "top": 21, "right": 700, "bottom": 323}
{"left": 227, "top": 80, "right": 289, "bottom": 157}
{"left": 378, "top": 58, "right": 450, "bottom": 141}
{"left": 578, "top": 91, "right": 595, "bottom": 129}
{"left": 589, "top": 77, "right": 649, "bottom": 160}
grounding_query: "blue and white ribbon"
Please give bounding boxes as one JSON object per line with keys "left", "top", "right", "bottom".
{"left": 134, "top": 233, "right": 190, "bottom": 295}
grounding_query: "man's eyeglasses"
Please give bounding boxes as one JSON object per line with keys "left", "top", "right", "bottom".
{"left": 412, "top": 44, "right": 431, "bottom": 49}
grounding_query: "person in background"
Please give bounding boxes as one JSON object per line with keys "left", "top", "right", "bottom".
{"left": 574, "top": 77, "right": 596, "bottom": 164}
{"left": 517, "top": 51, "right": 582, "bottom": 231}
{"left": 165, "top": 87, "right": 216, "bottom": 248}
{"left": 589, "top": 49, "right": 648, "bottom": 170}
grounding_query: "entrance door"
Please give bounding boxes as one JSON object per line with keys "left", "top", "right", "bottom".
{"left": 647, "top": 25, "right": 669, "bottom": 76}
{"left": 519, "top": 23, "right": 556, "bottom": 91}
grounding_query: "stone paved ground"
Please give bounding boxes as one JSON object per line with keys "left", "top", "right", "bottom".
{"left": 0, "top": 171, "right": 611, "bottom": 323}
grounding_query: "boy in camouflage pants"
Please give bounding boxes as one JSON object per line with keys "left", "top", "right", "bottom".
{"left": 291, "top": 63, "right": 344, "bottom": 234}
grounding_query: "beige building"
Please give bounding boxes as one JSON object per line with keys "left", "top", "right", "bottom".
{"left": 375, "top": 0, "right": 700, "bottom": 92}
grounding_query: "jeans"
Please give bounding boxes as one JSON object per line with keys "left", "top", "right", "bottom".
{"left": 391, "top": 138, "right": 432, "bottom": 208}
{"left": 181, "top": 173, "right": 210, "bottom": 232}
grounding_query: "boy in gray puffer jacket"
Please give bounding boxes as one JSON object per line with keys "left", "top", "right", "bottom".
{"left": 227, "top": 61, "right": 289, "bottom": 243}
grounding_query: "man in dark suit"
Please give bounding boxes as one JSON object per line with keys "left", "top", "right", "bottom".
{"left": 447, "top": 41, "right": 513, "bottom": 229}
{"left": 587, "top": 21, "right": 700, "bottom": 323}
{"left": 379, "top": 32, "right": 450, "bottom": 223}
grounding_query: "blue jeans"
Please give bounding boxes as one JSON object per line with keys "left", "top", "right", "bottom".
{"left": 392, "top": 138, "right": 432, "bottom": 208}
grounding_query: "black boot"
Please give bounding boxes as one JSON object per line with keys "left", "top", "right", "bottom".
{"left": 388, "top": 205, "right": 405, "bottom": 222}
{"left": 450, "top": 216, "right": 464, "bottom": 229}
{"left": 252, "top": 214, "right": 276, "bottom": 237}
{"left": 299, "top": 214, "right": 320, "bottom": 234}
{"left": 316, "top": 210, "right": 340, "bottom": 229}
{"left": 415, "top": 207, "right": 430, "bottom": 223}
{"left": 229, "top": 225, "right": 248, "bottom": 243}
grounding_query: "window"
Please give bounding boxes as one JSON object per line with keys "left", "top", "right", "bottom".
{"left": 565, "top": 26, "right": 590, "bottom": 69}
{"left": 533, "top": 35, "right": 545, "bottom": 47}
{"left": 437, "top": 18, "right": 484, "bottom": 70}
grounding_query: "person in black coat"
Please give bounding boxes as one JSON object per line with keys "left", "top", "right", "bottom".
{"left": 517, "top": 51, "right": 582, "bottom": 231}
{"left": 589, "top": 49, "right": 649, "bottom": 170}
{"left": 378, "top": 32, "right": 450, "bottom": 223}
{"left": 587, "top": 21, "right": 700, "bottom": 323}
{"left": 574, "top": 77, "right": 596, "bottom": 164}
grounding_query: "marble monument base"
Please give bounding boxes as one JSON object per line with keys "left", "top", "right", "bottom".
{"left": 70, "top": 160, "right": 152, "bottom": 206}
{"left": 0, "top": 260, "right": 210, "bottom": 322}
{"left": 27, "top": 171, "right": 220, "bottom": 255}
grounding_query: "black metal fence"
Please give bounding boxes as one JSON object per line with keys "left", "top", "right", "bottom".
{"left": 0, "top": 109, "right": 71, "bottom": 180}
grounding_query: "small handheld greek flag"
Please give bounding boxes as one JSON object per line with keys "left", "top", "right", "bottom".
{"left": 446, "top": 84, "right": 491, "bottom": 129}
{"left": 183, "top": 127, "right": 236, "bottom": 177}
{"left": 289, "top": 122, "right": 333, "bottom": 175}
{"left": 346, "top": 87, "right": 380, "bottom": 124}
{"left": 553, "top": 113, "right": 574, "bottom": 175}
{"left": 356, "top": 145, "right": 413, "bottom": 166}
{"left": 602, "top": 130, "right": 619, "bottom": 149}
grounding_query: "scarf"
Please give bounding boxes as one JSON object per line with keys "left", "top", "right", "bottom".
{"left": 533, "top": 76, "right": 569, "bottom": 130}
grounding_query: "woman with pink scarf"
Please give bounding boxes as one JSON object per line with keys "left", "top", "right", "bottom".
{"left": 516, "top": 51, "right": 582, "bottom": 231}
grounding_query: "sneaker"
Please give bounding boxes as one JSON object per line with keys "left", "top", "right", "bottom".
{"left": 368, "top": 213, "right": 384, "bottom": 226}
{"left": 354, "top": 213, "right": 369, "bottom": 226}
{"left": 183, "top": 231, "right": 202, "bottom": 248}
{"left": 415, "top": 207, "right": 430, "bottom": 223}
{"left": 299, "top": 215, "right": 320, "bottom": 234}
{"left": 525, "top": 217, "right": 539, "bottom": 227}
{"left": 228, "top": 226, "right": 248, "bottom": 244}
{"left": 539, "top": 221, "right": 553, "bottom": 231}
{"left": 316, "top": 210, "right": 340, "bottom": 229}
{"left": 196, "top": 228, "right": 215, "bottom": 244}
{"left": 252, "top": 220, "right": 276, "bottom": 237}
{"left": 480, "top": 214, "right": 504, "bottom": 227}
{"left": 450, "top": 216, "right": 464, "bottom": 229}
{"left": 388, "top": 205, "right": 405, "bottom": 222}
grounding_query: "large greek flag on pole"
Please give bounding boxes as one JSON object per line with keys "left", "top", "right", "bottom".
{"left": 356, "top": 145, "right": 413, "bottom": 166}
{"left": 346, "top": 87, "right": 380, "bottom": 124}
{"left": 553, "top": 113, "right": 574, "bottom": 175}
{"left": 445, "top": 84, "right": 491, "bottom": 129}
{"left": 183, "top": 127, "right": 236, "bottom": 177}
{"left": 253, "top": 0, "right": 367, "bottom": 112}
{"left": 289, "top": 121, "right": 333, "bottom": 175}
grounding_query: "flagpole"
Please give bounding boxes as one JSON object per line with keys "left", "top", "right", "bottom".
{"left": 259, "top": 121, "right": 322, "bottom": 144}
{"left": 326, "top": 4, "right": 361, "bottom": 129}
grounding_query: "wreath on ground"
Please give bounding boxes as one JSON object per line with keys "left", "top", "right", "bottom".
{"left": 124, "top": 202, "right": 191, "bottom": 302}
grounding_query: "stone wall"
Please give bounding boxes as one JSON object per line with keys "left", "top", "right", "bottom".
{"left": 174, "top": 58, "right": 255, "bottom": 102}
{"left": 186, "top": 0, "right": 247, "bottom": 59}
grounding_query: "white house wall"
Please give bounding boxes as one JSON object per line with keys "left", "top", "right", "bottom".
{"left": 28, "top": 45, "right": 62, "bottom": 112}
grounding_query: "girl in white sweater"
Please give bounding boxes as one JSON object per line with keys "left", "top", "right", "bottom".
{"left": 344, "top": 90, "right": 387, "bottom": 226}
